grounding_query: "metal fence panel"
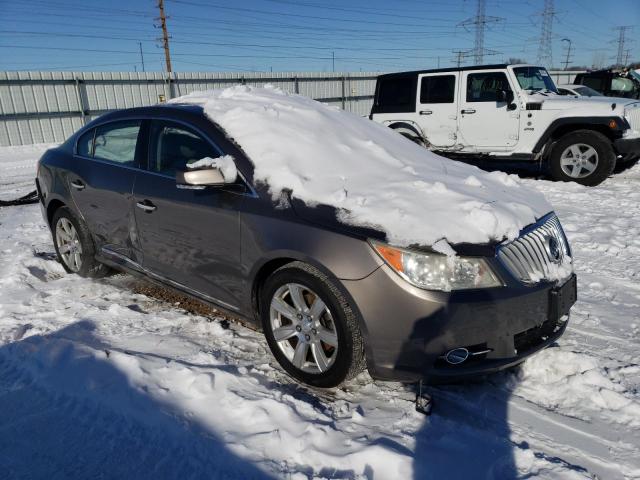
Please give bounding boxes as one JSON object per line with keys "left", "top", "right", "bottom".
{"left": 0, "top": 70, "right": 582, "bottom": 146}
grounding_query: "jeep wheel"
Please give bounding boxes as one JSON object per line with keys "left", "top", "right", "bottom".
{"left": 549, "top": 130, "right": 615, "bottom": 186}
{"left": 399, "top": 132, "right": 426, "bottom": 148}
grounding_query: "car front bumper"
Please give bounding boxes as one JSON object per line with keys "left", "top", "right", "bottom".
{"left": 614, "top": 136, "right": 640, "bottom": 160}
{"left": 342, "top": 263, "right": 576, "bottom": 383}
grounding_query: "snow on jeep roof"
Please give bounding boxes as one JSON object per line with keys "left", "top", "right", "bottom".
{"left": 170, "top": 86, "right": 552, "bottom": 248}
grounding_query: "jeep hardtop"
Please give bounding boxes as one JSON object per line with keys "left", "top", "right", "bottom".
{"left": 370, "top": 64, "right": 640, "bottom": 186}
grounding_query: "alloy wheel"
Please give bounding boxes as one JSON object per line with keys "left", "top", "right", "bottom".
{"left": 560, "top": 143, "right": 599, "bottom": 179}
{"left": 269, "top": 283, "right": 339, "bottom": 374}
{"left": 55, "top": 217, "right": 83, "bottom": 272}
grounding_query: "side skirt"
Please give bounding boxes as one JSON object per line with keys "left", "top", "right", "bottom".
{"left": 96, "top": 249, "right": 255, "bottom": 326}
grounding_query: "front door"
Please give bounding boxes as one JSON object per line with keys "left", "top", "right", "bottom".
{"left": 133, "top": 120, "right": 245, "bottom": 310}
{"left": 457, "top": 70, "right": 520, "bottom": 149}
{"left": 68, "top": 120, "right": 142, "bottom": 261}
{"left": 415, "top": 72, "right": 459, "bottom": 147}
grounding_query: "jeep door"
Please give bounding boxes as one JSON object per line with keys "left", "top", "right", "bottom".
{"left": 133, "top": 119, "right": 244, "bottom": 310}
{"left": 68, "top": 120, "right": 143, "bottom": 262}
{"left": 415, "top": 73, "right": 459, "bottom": 147}
{"left": 457, "top": 70, "right": 520, "bottom": 149}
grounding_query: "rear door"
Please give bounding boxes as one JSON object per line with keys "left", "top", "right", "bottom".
{"left": 457, "top": 70, "right": 520, "bottom": 149}
{"left": 133, "top": 119, "right": 245, "bottom": 310}
{"left": 68, "top": 120, "right": 143, "bottom": 261}
{"left": 415, "top": 73, "right": 459, "bottom": 147}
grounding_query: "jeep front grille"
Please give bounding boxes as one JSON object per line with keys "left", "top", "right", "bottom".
{"left": 497, "top": 214, "right": 572, "bottom": 284}
{"left": 624, "top": 103, "right": 640, "bottom": 133}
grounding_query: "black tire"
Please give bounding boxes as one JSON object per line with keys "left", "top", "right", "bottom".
{"left": 548, "top": 130, "right": 616, "bottom": 186}
{"left": 51, "top": 206, "right": 110, "bottom": 278}
{"left": 260, "top": 261, "right": 365, "bottom": 388}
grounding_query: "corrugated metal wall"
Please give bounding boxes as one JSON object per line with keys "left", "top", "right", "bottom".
{"left": 0, "top": 70, "right": 578, "bottom": 146}
{"left": 0, "top": 71, "right": 378, "bottom": 146}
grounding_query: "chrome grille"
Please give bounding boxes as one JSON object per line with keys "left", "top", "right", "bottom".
{"left": 625, "top": 102, "right": 640, "bottom": 133}
{"left": 498, "top": 214, "right": 572, "bottom": 284}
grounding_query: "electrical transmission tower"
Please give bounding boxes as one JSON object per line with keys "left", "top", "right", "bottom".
{"left": 613, "top": 26, "right": 633, "bottom": 66}
{"left": 536, "top": 0, "right": 555, "bottom": 68}
{"left": 458, "top": 0, "right": 503, "bottom": 65}
{"left": 452, "top": 50, "right": 468, "bottom": 68}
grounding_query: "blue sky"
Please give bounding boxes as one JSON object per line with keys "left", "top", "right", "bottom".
{"left": 0, "top": 0, "right": 638, "bottom": 72}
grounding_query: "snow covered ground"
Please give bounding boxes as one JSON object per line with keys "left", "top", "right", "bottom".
{"left": 0, "top": 143, "right": 639, "bottom": 479}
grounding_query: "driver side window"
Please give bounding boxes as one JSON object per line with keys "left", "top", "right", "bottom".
{"left": 148, "top": 121, "right": 222, "bottom": 177}
{"left": 467, "top": 72, "right": 511, "bottom": 102}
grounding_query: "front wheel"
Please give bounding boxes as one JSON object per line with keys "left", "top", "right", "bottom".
{"left": 260, "top": 262, "right": 365, "bottom": 388}
{"left": 548, "top": 130, "right": 616, "bottom": 186}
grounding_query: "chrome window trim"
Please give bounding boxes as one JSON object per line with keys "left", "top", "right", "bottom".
{"left": 72, "top": 114, "right": 259, "bottom": 198}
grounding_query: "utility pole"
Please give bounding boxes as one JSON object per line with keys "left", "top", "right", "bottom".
{"left": 332, "top": 51, "right": 335, "bottom": 72}
{"left": 139, "top": 42, "right": 145, "bottom": 72}
{"left": 613, "top": 26, "right": 633, "bottom": 66}
{"left": 156, "top": 0, "right": 172, "bottom": 73}
{"left": 536, "top": 0, "right": 555, "bottom": 68}
{"left": 458, "top": 0, "right": 503, "bottom": 64}
{"left": 561, "top": 38, "right": 572, "bottom": 70}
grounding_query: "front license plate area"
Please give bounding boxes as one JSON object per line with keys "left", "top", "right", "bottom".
{"left": 549, "top": 274, "right": 577, "bottom": 322}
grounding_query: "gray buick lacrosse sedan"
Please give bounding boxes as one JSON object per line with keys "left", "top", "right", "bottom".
{"left": 36, "top": 87, "right": 576, "bottom": 388}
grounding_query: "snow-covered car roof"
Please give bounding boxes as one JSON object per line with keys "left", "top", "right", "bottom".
{"left": 170, "top": 86, "right": 551, "bottom": 249}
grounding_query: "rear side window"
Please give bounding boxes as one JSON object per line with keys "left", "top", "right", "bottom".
{"left": 149, "top": 121, "right": 220, "bottom": 176}
{"left": 93, "top": 121, "right": 141, "bottom": 166}
{"left": 466, "top": 72, "right": 512, "bottom": 102}
{"left": 420, "top": 75, "right": 455, "bottom": 103}
{"left": 377, "top": 77, "right": 414, "bottom": 108}
{"left": 580, "top": 76, "right": 605, "bottom": 91}
{"left": 76, "top": 129, "right": 94, "bottom": 157}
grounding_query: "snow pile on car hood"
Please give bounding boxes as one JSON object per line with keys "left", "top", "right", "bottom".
{"left": 170, "top": 86, "right": 552, "bottom": 247}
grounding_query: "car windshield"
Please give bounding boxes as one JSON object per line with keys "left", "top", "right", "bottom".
{"left": 574, "top": 86, "right": 602, "bottom": 97}
{"left": 513, "top": 67, "right": 558, "bottom": 93}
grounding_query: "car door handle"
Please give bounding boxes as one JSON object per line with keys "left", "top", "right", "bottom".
{"left": 136, "top": 200, "right": 157, "bottom": 212}
{"left": 461, "top": 109, "right": 476, "bottom": 114}
{"left": 70, "top": 180, "right": 85, "bottom": 190}
{"left": 419, "top": 110, "right": 433, "bottom": 115}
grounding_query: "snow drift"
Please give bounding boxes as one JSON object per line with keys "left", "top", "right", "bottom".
{"left": 170, "top": 86, "right": 552, "bottom": 247}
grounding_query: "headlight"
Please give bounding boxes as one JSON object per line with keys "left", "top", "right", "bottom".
{"left": 370, "top": 241, "right": 503, "bottom": 291}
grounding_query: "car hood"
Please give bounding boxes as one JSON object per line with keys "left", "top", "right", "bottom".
{"left": 525, "top": 93, "right": 635, "bottom": 112}
{"left": 170, "top": 86, "right": 553, "bottom": 249}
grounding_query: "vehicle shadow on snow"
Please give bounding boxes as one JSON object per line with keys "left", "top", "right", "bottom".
{"left": 0, "top": 320, "right": 274, "bottom": 480}
{"left": 394, "top": 313, "right": 520, "bottom": 479}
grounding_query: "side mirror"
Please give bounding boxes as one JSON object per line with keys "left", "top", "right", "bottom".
{"left": 176, "top": 167, "right": 227, "bottom": 188}
{"left": 497, "top": 89, "right": 514, "bottom": 104}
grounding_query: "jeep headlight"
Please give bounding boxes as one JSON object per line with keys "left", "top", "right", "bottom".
{"left": 371, "top": 241, "right": 503, "bottom": 291}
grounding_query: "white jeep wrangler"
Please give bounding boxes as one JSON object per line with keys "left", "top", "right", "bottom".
{"left": 370, "top": 64, "right": 640, "bottom": 186}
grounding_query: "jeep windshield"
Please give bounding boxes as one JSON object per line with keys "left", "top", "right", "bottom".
{"left": 513, "top": 66, "right": 558, "bottom": 94}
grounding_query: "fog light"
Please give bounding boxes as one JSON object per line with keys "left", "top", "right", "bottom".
{"left": 444, "top": 348, "right": 469, "bottom": 365}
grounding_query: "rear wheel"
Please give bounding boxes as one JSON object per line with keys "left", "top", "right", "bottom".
{"left": 260, "top": 262, "right": 365, "bottom": 388}
{"left": 51, "top": 207, "right": 110, "bottom": 278}
{"left": 548, "top": 130, "right": 615, "bottom": 186}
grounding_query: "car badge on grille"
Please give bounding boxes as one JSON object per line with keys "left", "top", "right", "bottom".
{"left": 546, "top": 236, "right": 561, "bottom": 263}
